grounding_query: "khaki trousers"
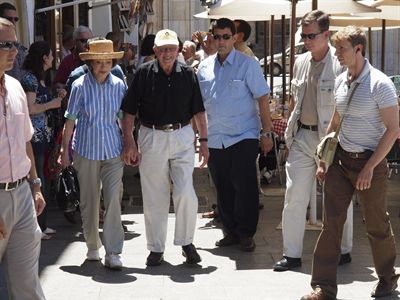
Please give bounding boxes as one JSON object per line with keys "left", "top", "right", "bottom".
{"left": 138, "top": 125, "right": 198, "bottom": 253}
{"left": 0, "top": 181, "right": 45, "bottom": 300}
{"left": 74, "top": 154, "right": 124, "bottom": 254}
{"left": 311, "top": 145, "right": 397, "bottom": 297}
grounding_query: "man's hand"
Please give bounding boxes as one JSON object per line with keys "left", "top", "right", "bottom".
{"left": 356, "top": 165, "right": 374, "bottom": 191}
{"left": 198, "top": 142, "right": 209, "bottom": 168}
{"left": 0, "top": 216, "right": 7, "bottom": 240}
{"left": 33, "top": 188, "right": 46, "bottom": 216}
{"left": 260, "top": 136, "right": 273, "bottom": 156}
{"left": 316, "top": 161, "right": 327, "bottom": 183}
{"left": 123, "top": 138, "right": 141, "bottom": 166}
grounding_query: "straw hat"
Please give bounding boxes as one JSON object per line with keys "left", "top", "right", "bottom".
{"left": 79, "top": 39, "right": 124, "bottom": 61}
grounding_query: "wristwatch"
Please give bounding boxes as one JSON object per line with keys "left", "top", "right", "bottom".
{"left": 30, "top": 178, "right": 42, "bottom": 187}
{"left": 260, "top": 131, "right": 273, "bottom": 139}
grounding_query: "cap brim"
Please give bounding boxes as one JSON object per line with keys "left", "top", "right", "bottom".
{"left": 79, "top": 51, "right": 124, "bottom": 61}
{"left": 154, "top": 41, "right": 179, "bottom": 47}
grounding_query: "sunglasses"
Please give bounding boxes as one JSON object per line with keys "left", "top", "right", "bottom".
{"left": 213, "top": 34, "right": 232, "bottom": 41}
{"left": 0, "top": 41, "right": 17, "bottom": 50}
{"left": 4, "top": 16, "right": 19, "bottom": 23}
{"left": 78, "top": 39, "right": 88, "bottom": 44}
{"left": 300, "top": 32, "right": 323, "bottom": 40}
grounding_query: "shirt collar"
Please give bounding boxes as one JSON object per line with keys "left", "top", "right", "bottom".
{"left": 87, "top": 68, "right": 113, "bottom": 85}
{"left": 216, "top": 48, "right": 236, "bottom": 66}
{"left": 344, "top": 58, "right": 370, "bottom": 86}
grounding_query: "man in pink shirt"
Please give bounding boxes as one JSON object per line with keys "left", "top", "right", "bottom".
{"left": 0, "top": 18, "right": 46, "bottom": 299}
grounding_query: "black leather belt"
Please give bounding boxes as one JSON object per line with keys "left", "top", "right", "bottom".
{"left": 141, "top": 121, "right": 189, "bottom": 132}
{"left": 338, "top": 144, "right": 373, "bottom": 159}
{"left": 0, "top": 176, "right": 27, "bottom": 191}
{"left": 298, "top": 121, "right": 318, "bottom": 131}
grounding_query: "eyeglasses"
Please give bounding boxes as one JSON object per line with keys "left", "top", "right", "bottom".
{"left": 158, "top": 47, "right": 178, "bottom": 53}
{"left": 78, "top": 39, "right": 88, "bottom": 44}
{"left": 300, "top": 32, "right": 323, "bottom": 40}
{"left": 4, "top": 17, "right": 19, "bottom": 23}
{"left": 0, "top": 41, "right": 18, "bottom": 50}
{"left": 213, "top": 34, "right": 232, "bottom": 41}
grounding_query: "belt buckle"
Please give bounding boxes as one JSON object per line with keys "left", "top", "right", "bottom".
{"left": 5, "top": 182, "right": 15, "bottom": 191}
{"left": 163, "top": 124, "right": 174, "bottom": 132}
{"left": 354, "top": 153, "right": 359, "bottom": 159}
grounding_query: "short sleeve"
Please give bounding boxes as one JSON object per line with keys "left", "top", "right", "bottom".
{"left": 375, "top": 77, "right": 398, "bottom": 109}
{"left": 245, "top": 58, "right": 270, "bottom": 99}
{"left": 21, "top": 73, "right": 38, "bottom": 93}
{"left": 64, "top": 80, "right": 83, "bottom": 120}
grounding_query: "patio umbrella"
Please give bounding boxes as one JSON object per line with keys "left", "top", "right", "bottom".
{"left": 194, "top": 0, "right": 380, "bottom": 21}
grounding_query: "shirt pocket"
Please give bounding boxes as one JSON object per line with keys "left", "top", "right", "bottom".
{"left": 319, "top": 79, "right": 335, "bottom": 106}
{"left": 291, "top": 78, "right": 306, "bottom": 104}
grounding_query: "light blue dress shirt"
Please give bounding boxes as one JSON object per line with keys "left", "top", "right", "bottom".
{"left": 197, "top": 48, "right": 270, "bottom": 149}
{"left": 65, "top": 71, "right": 126, "bottom": 160}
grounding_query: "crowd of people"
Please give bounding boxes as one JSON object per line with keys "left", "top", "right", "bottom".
{"left": 0, "top": 1, "right": 399, "bottom": 299}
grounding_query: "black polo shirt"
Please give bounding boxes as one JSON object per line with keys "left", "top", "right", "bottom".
{"left": 121, "top": 60, "right": 205, "bottom": 125}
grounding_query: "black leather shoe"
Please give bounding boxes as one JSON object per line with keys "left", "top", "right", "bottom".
{"left": 215, "top": 234, "right": 239, "bottom": 247}
{"left": 371, "top": 274, "right": 399, "bottom": 297}
{"left": 240, "top": 237, "right": 256, "bottom": 252}
{"left": 273, "top": 256, "right": 301, "bottom": 271}
{"left": 146, "top": 251, "right": 164, "bottom": 266}
{"left": 338, "top": 253, "right": 352, "bottom": 265}
{"left": 182, "top": 243, "right": 201, "bottom": 264}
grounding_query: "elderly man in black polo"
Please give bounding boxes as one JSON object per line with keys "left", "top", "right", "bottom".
{"left": 121, "top": 29, "right": 208, "bottom": 266}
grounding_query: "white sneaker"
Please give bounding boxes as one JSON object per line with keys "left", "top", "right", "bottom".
{"left": 86, "top": 249, "right": 100, "bottom": 261}
{"left": 44, "top": 227, "right": 56, "bottom": 234}
{"left": 105, "top": 254, "right": 123, "bottom": 269}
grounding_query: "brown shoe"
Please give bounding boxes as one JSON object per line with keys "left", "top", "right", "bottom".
{"left": 300, "top": 287, "right": 335, "bottom": 300}
{"left": 371, "top": 274, "right": 399, "bottom": 297}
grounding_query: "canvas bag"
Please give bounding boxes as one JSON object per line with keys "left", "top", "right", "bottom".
{"left": 316, "top": 83, "right": 359, "bottom": 167}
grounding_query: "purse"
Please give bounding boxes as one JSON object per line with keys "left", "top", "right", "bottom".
{"left": 316, "top": 83, "right": 360, "bottom": 167}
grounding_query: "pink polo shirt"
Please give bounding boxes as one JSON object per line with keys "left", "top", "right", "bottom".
{"left": 0, "top": 74, "right": 34, "bottom": 182}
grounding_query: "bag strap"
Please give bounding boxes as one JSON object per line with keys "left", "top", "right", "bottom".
{"left": 333, "top": 82, "right": 360, "bottom": 139}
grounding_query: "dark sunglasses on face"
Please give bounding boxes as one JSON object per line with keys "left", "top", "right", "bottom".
{"left": 213, "top": 34, "right": 232, "bottom": 41}
{"left": 78, "top": 39, "right": 88, "bottom": 44}
{"left": 0, "top": 41, "right": 18, "bottom": 50}
{"left": 4, "top": 16, "right": 19, "bottom": 23}
{"left": 300, "top": 32, "right": 322, "bottom": 40}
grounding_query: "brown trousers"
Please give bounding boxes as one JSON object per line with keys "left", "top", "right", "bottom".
{"left": 311, "top": 144, "right": 397, "bottom": 298}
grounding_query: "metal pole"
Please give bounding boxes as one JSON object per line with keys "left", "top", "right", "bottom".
{"left": 368, "top": 27, "right": 373, "bottom": 64}
{"left": 281, "top": 15, "right": 286, "bottom": 103}
{"left": 381, "top": 19, "right": 386, "bottom": 72}
{"left": 264, "top": 21, "right": 268, "bottom": 77}
{"left": 289, "top": 0, "right": 298, "bottom": 92}
{"left": 269, "top": 15, "right": 274, "bottom": 95}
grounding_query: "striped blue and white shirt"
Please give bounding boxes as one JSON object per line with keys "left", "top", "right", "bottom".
{"left": 65, "top": 71, "right": 126, "bottom": 160}
{"left": 336, "top": 59, "right": 398, "bottom": 153}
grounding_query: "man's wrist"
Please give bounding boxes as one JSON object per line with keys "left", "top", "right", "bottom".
{"left": 260, "top": 131, "right": 273, "bottom": 139}
{"left": 30, "top": 178, "right": 42, "bottom": 187}
{"left": 198, "top": 137, "right": 208, "bottom": 143}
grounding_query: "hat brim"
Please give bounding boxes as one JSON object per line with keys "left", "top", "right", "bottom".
{"left": 79, "top": 51, "right": 124, "bottom": 61}
{"left": 154, "top": 41, "right": 179, "bottom": 47}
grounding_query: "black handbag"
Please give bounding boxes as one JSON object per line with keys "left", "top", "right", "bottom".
{"left": 56, "top": 166, "right": 80, "bottom": 223}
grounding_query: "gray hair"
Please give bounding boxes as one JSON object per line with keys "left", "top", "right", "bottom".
{"left": 73, "top": 25, "right": 92, "bottom": 40}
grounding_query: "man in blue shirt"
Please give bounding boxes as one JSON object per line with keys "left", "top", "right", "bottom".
{"left": 197, "top": 18, "right": 273, "bottom": 251}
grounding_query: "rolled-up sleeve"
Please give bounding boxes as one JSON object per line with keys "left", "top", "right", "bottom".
{"left": 64, "top": 81, "right": 82, "bottom": 120}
